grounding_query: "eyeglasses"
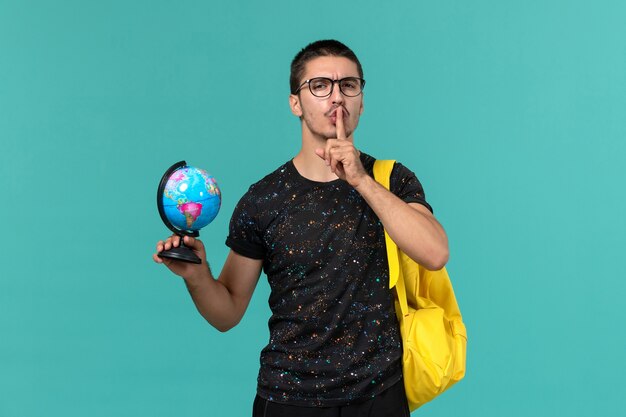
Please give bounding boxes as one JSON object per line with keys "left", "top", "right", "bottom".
{"left": 295, "top": 77, "right": 366, "bottom": 98}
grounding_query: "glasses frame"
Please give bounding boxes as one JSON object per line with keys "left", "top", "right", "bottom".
{"left": 294, "top": 77, "right": 366, "bottom": 98}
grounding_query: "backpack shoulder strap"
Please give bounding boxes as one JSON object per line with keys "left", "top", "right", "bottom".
{"left": 372, "top": 159, "right": 397, "bottom": 288}
{"left": 373, "top": 160, "right": 409, "bottom": 316}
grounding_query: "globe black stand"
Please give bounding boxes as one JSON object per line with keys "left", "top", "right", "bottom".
{"left": 156, "top": 161, "right": 202, "bottom": 264}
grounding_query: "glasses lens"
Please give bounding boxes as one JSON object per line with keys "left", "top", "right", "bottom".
{"left": 339, "top": 77, "right": 363, "bottom": 96}
{"left": 308, "top": 78, "right": 332, "bottom": 97}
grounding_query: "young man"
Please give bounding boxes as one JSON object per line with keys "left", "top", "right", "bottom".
{"left": 153, "top": 40, "right": 448, "bottom": 416}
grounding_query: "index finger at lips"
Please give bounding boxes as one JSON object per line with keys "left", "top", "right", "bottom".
{"left": 336, "top": 107, "right": 346, "bottom": 140}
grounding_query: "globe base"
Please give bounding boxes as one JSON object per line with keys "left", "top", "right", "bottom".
{"left": 158, "top": 241, "right": 201, "bottom": 264}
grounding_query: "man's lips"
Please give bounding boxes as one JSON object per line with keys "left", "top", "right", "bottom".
{"left": 328, "top": 107, "right": 349, "bottom": 123}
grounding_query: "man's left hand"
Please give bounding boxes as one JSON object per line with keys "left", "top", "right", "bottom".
{"left": 315, "top": 107, "right": 368, "bottom": 188}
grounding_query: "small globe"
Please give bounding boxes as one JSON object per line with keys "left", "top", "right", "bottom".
{"left": 160, "top": 165, "right": 221, "bottom": 233}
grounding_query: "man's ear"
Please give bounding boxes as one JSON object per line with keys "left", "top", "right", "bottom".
{"left": 359, "top": 95, "right": 364, "bottom": 115}
{"left": 289, "top": 94, "right": 303, "bottom": 117}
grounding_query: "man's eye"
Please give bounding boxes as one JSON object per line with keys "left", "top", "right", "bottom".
{"left": 311, "top": 81, "right": 329, "bottom": 90}
{"left": 341, "top": 78, "right": 359, "bottom": 89}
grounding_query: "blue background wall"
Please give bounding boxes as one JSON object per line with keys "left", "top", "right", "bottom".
{"left": 1, "top": 1, "right": 625, "bottom": 416}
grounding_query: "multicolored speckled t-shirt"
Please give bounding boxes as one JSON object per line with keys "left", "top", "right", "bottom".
{"left": 226, "top": 153, "right": 431, "bottom": 406}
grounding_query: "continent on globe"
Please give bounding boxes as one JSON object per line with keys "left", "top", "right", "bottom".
{"left": 179, "top": 202, "right": 203, "bottom": 228}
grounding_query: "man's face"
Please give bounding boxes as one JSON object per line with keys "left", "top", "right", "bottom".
{"left": 290, "top": 56, "right": 364, "bottom": 141}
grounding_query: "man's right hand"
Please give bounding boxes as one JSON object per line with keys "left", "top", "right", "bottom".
{"left": 152, "top": 237, "right": 263, "bottom": 332}
{"left": 153, "top": 235, "right": 210, "bottom": 284}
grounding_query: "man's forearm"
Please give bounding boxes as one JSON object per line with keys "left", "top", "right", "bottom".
{"left": 355, "top": 175, "right": 449, "bottom": 270}
{"left": 183, "top": 270, "right": 242, "bottom": 332}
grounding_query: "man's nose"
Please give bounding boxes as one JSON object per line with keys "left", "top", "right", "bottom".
{"left": 330, "top": 81, "right": 345, "bottom": 103}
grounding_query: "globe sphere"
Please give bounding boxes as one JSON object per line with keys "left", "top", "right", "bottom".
{"left": 161, "top": 166, "right": 221, "bottom": 233}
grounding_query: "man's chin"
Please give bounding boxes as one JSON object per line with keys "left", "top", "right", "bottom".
{"left": 323, "top": 129, "right": 353, "bottom": 140}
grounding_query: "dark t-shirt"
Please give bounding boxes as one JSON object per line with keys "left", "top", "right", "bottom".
{"left": 226, "top": 153, "right": 431, "bottom": 406}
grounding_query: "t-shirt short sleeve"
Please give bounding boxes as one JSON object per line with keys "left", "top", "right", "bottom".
{"left": 390, "top": 162, "right": 433, "bottom": 213}
{"left": 225, "top": 187, "right": 266, "bottom": 260}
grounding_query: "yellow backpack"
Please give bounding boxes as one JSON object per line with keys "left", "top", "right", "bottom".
{"left": 373, "top": 160, "right": 467, "bottom": 411}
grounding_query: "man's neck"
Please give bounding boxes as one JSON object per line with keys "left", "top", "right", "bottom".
{"left": 292, "top": 133, "right": 339, "bottom": 183}
{"left": 293, "top": 149, "right": 338, "bottom": 183}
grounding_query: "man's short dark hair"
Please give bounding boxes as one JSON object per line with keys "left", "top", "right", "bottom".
{"left": 290, "top": 40, "right": 363, "bottom": 94}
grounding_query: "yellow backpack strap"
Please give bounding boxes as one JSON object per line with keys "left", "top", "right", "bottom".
{"left": 373, "top": 160, "right": 409, "bottom": 317}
